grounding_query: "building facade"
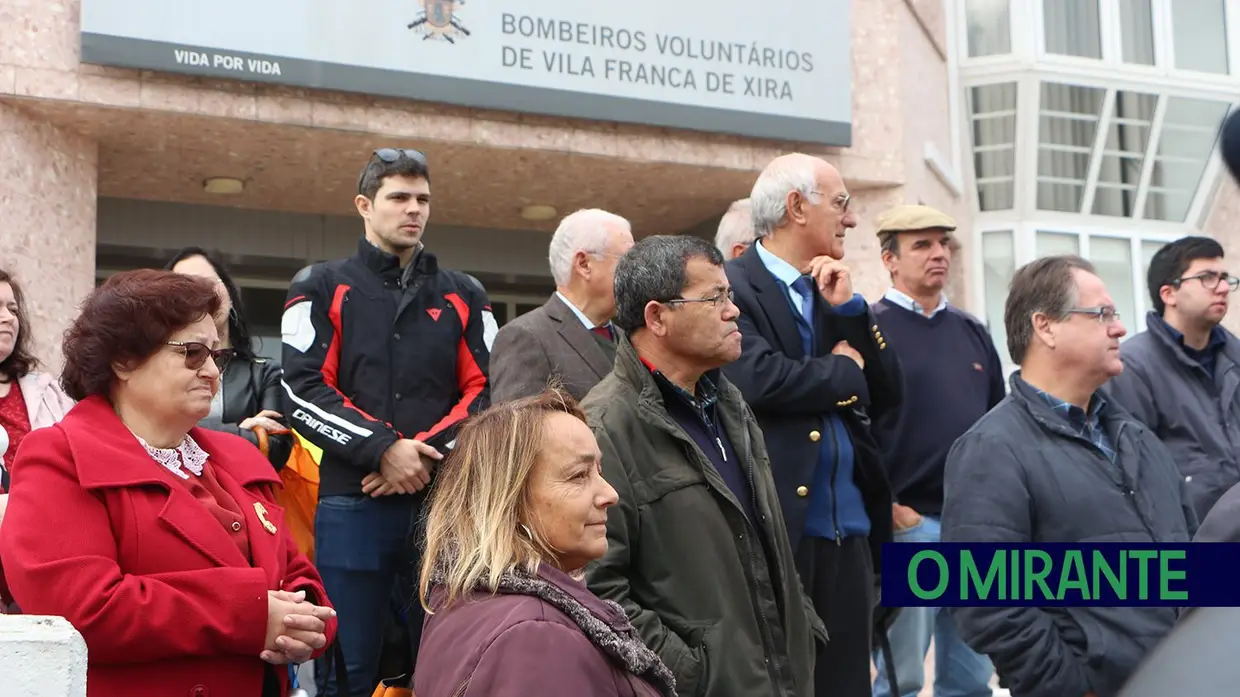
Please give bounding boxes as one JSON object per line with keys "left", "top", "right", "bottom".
{"left": 961, "top": 0, "right": 1240, "bottom": 368}
{"left": 0, "top": 0, "right": 1235, "bottom": 375}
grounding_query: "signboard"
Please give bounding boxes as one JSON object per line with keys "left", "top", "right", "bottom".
{"left": 80, "top": 0, "right": 852, "bottom": 145}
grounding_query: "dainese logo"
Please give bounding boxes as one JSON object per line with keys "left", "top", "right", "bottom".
{"left": 408, "top": 0, "right": 471, "bottom": 43}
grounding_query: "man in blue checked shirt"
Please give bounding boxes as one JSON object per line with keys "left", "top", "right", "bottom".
{"left": 941, "top": 254, "right": 1196, "bottom": 697}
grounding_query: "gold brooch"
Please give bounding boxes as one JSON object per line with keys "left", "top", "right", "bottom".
{"left": 253, "top": 502, "right": 278, "bottom": 535}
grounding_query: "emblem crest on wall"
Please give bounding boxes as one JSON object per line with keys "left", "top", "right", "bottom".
{"left": 408, "top": 0, "right": 471, "bottom": 43}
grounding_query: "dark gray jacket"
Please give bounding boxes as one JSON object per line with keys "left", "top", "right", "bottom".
{"left": 942, "top": 373, "right": 1196, "bottom": 697}
{"left": 1104, "top": 312, "right": 1240, "bottom": 521}
{"left": 584, "top": 334, "right": 826, "bottom": 697}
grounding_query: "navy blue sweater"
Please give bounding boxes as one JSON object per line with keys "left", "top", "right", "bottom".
{"left": 650, "top": 368, "right": 757, "bottom": 523}
{"left": 872, "top": 299, "right": 1006, "bottom": 515}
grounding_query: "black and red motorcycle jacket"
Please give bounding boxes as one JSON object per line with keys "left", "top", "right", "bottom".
{"left": 280, "top": 237, "right": 494, "bottom": 497}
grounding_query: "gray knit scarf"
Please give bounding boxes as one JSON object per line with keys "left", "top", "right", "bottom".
{"left": 431, "top": 566, "right": 678, "bottom": 696}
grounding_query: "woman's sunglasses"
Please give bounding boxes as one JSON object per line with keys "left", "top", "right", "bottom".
{"left": 166, "top": 341, "right": 235, "bottom": 371}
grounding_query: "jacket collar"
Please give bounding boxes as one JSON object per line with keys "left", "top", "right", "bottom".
{"left": 353, "top": 236, "right": 438, "bottom": 283}
{"left": 495, "top": 564, "right": 677, "bottom": 696}
{"left": 63, "top": 395, "right": 280, "bottom": 491}
{"left": 1144, "top": 310, "right": 1235, "bottom": 368}
{"left": 734, "top": 243, "right": 807, "bottom": 358}
{"left": 611, "top": 331, "right": 748, "bottom": 431}
{"left": 1008, "top": 372, "right": 1111, "bottom": 428}
{"left": 546, "top": 295, "right": 613, "bottom": 378}
{"left": 16, "top": 372, "right": 51, "bottom": 420}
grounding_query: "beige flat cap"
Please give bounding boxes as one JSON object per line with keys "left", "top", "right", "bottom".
{"left": 874, "top": 204, "right": 957, "bottom": 234}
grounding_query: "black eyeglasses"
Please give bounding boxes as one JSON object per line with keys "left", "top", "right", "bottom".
{"left": 166, "top": 341, "right": 235, "bottom": 371}
{"left": 1176, "top": 270, "right": 1240, "bottom": 293}
{"left": 1064, "top": 306, "right": 1121, "bottom": 324}
{"left": 357, "top": 148, "right": 430, "bottom": 193}
{"left": 664, "top": 288, "right": 736, "bottom": 309}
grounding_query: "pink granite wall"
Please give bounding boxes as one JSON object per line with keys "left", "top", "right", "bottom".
{"left": 0, "top": 102, "right": 97, "bottom": 374}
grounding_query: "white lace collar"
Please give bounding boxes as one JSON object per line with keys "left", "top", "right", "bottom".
{"left": 133, "top": 433, "right": 208, "bottom": 480}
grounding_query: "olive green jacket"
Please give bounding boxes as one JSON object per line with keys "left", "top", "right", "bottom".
{"left": 583, "top": 334, "right": 827, "bottom": 697}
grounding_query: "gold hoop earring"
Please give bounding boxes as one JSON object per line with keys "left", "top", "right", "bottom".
{"left": 519, "top": 523, "right": 534, "bottom": 540}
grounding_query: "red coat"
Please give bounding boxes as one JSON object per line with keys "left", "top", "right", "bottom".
{"left": 0, "top": 396, "right": 336, "bottom": 697}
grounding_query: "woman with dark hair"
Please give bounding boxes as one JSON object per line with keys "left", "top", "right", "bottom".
{"left": 0, "top": 269, "right": 336, "bottom": 697}
{"left": 166, "top": 248, "right": 291, "bottom": 470}
{"left": 0, "top": 269, "right": 75, "bottom": 487}
{"left": 0, "top": 268, "right": 75, "bottom": 613}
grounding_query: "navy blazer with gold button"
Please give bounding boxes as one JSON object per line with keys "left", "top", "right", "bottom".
{"left": 721, "top": 244, "right": 903, "bottom": 563}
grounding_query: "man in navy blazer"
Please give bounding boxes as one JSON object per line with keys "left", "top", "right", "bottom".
{"left": 722, "top": 153, "right": 902, "bottom": 697}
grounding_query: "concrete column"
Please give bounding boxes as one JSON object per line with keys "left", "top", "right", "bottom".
{"left": 0, "top": 615, "right": 87, "bottom": 697}
{"left": 0, "top": 102, "right": 98, "bottom": 375}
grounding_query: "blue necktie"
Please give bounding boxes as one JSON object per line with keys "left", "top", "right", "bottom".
{"left": 790, "top": 276, "right": 816, "bottom": 356}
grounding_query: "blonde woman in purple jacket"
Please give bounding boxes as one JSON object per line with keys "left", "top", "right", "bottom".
{"left": 413, "top": 387, "right": 676, "bottom": 697}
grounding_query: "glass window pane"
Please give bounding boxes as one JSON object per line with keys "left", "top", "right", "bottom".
{"left": 1093, "top": 91, "right": 1157, "bottom": 217}
{"left": 1044, "top": 0, "right": 1102, "bottom": 59}
{"left": 491, "top": 302, "right": 510, "bottom": 326}
{"left": 1036, "top": 231, "right": 1081, "bottom": 257}
{"left": 983, "top": 231, "right": 1016, "bottom": 364}
{"left": 1037, "top": 83, "right": 1105, "bottom": 213}
{"left": 1171, "top": 0, "right": 1229, "bottom": 74}
{"left": 966, "top": 0, "right": 1012, "bottom": 57}
{"left": 1091, "top": 237, "right": 1136, "bottom": 340}
{"left": 240, "top": 287, "right": 289, "bottom": 362}
{"left": 969, "top": 83, "right": 1019, "bottom": 211}
{"left": 1118, "top": 0, "right": 1155, "bottom": 66}
{"left": 1145, "top": 98, "right": 1231, "bottom": 222}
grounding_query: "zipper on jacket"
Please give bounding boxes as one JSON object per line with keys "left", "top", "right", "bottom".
{"left": 1113, "top": 424, "right": 1160, "bottom": 541}
{"left": 827, "top": 418, "right": 842, "bottom": 545}
{"left": 646, "top": 402, "right": 800, "bottom": 694}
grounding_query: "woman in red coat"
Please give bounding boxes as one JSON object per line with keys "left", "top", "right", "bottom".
{"left": 0, "top": 269, "right": 337, "bottom": 697}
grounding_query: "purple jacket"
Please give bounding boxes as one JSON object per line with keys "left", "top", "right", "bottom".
{"left": 415, "top": 563, "right": 676, "bottom": 697}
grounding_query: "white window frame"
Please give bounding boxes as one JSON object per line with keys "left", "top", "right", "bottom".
{"left": 970, "top": 218, "right": 1187, "bottom": 342}
{"left": 961, "top": 71, "right": 1237, "bottom": 222}
{"left": 957, "top": 0, "right": 1240, "bottom": 86}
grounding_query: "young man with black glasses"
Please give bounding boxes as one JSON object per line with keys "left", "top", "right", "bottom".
{"left": 281, "top": 148, "right": 494, "bottom": 696}
{"left": 1106, "top": 236, "right": 1240, "bottom": 522}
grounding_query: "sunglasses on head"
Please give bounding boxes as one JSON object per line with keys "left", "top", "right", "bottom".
{"left": 373, "top": 148, "right": 427, "bottom": 166}
{"left": 166, "top": 341, "right": 235, "bottom": 371}
{"left": 357, "top": 148, "right": 430, "bottom": 194}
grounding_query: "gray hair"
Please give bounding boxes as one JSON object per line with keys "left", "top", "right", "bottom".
{"left": 749, "top": 160, "right": 820, "bottom": 238}
{"left": 714, "top": 198, "right": 756, "bottom": 254}
{"left": 1004, "top": 255, "right": 1096, "bottom": 364}
{"left": 614, "top": 235, "right": 724, "bottom": 334}
{"left": 547, "top": 209, "right": 631, "bottom": 287}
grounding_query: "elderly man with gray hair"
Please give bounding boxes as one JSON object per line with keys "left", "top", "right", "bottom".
{"left": 722, "top": 153, "right": 903, "bottom": 697}
{"left": 715, "top": 197, "right": 757, "bottom": 259}
{"left": 490, "top": 208, "right": 634, "bottom": 403}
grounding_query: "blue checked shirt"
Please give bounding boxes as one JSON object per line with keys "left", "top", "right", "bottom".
{"left": 1034, "top": 388, "right": 1116, "bottom": 463}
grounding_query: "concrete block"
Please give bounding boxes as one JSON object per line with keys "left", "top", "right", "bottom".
{"left": 0, "top": 615, "right": 87, "bottom": 697}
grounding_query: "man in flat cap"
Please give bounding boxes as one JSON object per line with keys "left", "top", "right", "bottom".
{"left": 869, "top": 205, "right": 1002, "bottom": 697}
